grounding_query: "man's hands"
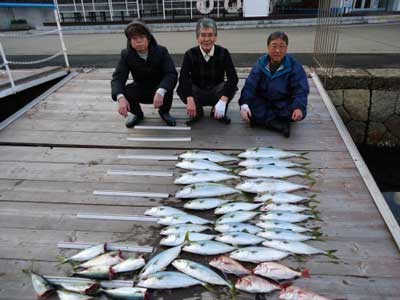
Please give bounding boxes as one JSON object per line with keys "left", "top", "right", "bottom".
{"left": 240, "top": 104, "right": 252, "bottom": 123}
{"left": 214, "top": 97, "right": 228, "bottom": 119}
{"left": 153, "top": 92, "right": 164, "bottom": 109}
{"left": 186, "top": 97, "right": 197, "bottom": 117}
{"left": 292, "top": 108, "right": 303, "bottom": 121}
{"left": 118, "top": 97, "right": 130, "bottom": 117}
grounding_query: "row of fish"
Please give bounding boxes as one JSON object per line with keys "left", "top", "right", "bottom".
{"left": 138, "top": 148, "right": 334, "bottom": 299}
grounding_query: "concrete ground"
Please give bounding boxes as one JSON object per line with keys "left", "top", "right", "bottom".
{"left": 2, "top": 22, "right": 400, "bottom": 68}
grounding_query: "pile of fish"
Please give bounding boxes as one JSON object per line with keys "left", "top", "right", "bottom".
{"left": 142, "top": 148, "right": 335, "bottom": 298}
{"left": 31, "top": 148, "right": 337, "bottom": 300}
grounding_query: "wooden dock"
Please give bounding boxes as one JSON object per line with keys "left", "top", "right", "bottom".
{"left": 0, "top": 68, "right": 399, "bottom": 300}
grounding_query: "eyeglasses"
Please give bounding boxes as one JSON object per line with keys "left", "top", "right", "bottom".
{"left": 268, "top": 45, "right": 287, "bottom": 51}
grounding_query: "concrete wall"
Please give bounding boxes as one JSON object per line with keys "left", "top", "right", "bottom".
{"left": 321, "top": 68, "right": 400, "bottom": 146}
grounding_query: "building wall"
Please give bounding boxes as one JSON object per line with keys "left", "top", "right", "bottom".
{"left": 0, "top": 8, "right": 54, "bottom": 30}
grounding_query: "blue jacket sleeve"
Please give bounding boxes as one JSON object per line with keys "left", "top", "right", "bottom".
{"left": 238, "top": 63, "right": 262, "bottom": 106}
{"left": 290, "top": 63, "right": 309, "bottom": 117}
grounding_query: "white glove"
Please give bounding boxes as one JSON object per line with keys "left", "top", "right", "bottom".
{"left": 214, "top": 99, "right": 227, "bottom": 119}
{"left": 240, "top": 104, "right": 250, "bottom": 112}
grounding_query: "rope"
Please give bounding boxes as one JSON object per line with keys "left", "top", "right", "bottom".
{"left": 0, "top": 29, "right": 60, "bottom": 39}
{"left": 7, "top": 51, "right": 64, "bottom": 65}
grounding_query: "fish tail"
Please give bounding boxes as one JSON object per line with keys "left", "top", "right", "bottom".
{"left": 228, "top": 281, "right": 238, "bottom": 300}
{"left": 279, "top": 281, "right": 293, "bottom": 289}
{"left": 298, "top": 152, "right": 309, "bottom": 159}
{"left": 301, "top": 268, "right": 311, "bottom": 278}
{"left": 55, "top": 256, "right": 69, "bottom": 266}
{"left": 326, "top": 250, "right": 338, "bottom": 260}
{"left": 303, "top": 173, "right": 317, "bottom": 185}
{"left": 203, "top": 283, "right": 217, "bottom": 293}
{"left": 21, "top": 262, "right": 34, "bottom": 274}
{"left": 308, "top": 194, "right": 320, "bottom": 202}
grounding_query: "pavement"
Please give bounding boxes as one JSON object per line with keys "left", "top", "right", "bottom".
{"left": 2, "top": 22, "right": 400, "bottom": 68}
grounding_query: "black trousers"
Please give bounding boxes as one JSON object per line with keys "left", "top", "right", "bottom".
{"left": 124, "top": 83, "right": 173, "bottom": 116}
{"left": 177, "top": 82, "right": 236, "bottom": 115}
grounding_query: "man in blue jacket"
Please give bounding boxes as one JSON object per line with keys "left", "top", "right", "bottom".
{"left": 111, "top": 20, "right": 178, "bottom": 127}
{"left": 239, "top": 31, "right": 309, "bottom": 137}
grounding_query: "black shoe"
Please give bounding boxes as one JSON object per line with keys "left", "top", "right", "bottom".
{"left": 266, "top": 119, "right": 290, "bottom": 138}
{"left": 186, "top": 109, "right": 204, "bottom": 126}
{"left": 159, "top": 111, "right": 176, "bottom": 127}
{"left": 218, "top": 116, "right": 231, "bottom": 125}
{"left": 125, "top": 113, "right": 144, "bottom": 128}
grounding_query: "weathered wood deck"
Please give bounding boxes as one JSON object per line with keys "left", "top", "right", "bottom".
{"left": 0, "top": 68, "right": 399, "bottom": 300}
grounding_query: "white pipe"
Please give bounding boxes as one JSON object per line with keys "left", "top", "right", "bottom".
{"left": 0, "top": 42, "right": 15, "bottom": 93}
{"left": 109, "top": 0, "right": 114, "bottom": 21}
{"left": 53, "top": 9, "right": 70, "bottom": 70}
{"left": 162, "top": 0, "right": 166, "bottom": 19}
{"left": 80, "top": 0, "right": 87, "bottom": 22}
{"left": 136, "top": 0, "right": 141, "bottom": 18}
{"left": 127, "top": 137, "right": 192, "bottom": 142}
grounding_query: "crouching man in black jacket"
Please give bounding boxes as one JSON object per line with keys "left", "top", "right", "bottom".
{"left": 111, "top": 20, "right": 178, "bottom": 127}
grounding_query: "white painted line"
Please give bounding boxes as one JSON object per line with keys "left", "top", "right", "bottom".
{"left": 127, "top": 137, "right": 191, "bottom": 142}
{"left": 57, "top": 241, "right": 153, "bottom": 253}
{"left": 135, "top": 125, "right": 191, "bottom": 130}
{"left": 93, "top": 190, "right": 169, "bottom": 198}
{"left": 118, "top": 154, "right": 178, "bottom": 161}
{"left": 77, "top": 213, "right": 158, "bottom": 222}
{"left": 107, "top": 170, "right": 173, "bottom": 177}
{"left": 44, "top": 276, "right": 133, "bottom": 288}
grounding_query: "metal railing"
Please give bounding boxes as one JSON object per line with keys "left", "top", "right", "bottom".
{"left": 313, "top": 0, "right": 344, "bottom": 79}
{"left": 0, "top": 1, "right": 70, "bottom": 95}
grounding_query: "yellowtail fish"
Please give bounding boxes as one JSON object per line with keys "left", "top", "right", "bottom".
{"left": 138, "top": 271, "right": 204, "bottom": 289}
{"left": 31, "top": 272, "right": 55, "bottom": 299}
{"left": 179, "top": 150, "right": 238, "bottom": 163}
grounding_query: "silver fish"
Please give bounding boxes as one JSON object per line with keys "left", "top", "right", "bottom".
{"left": 158, "top": 213, "right": 212, "bottom": 225}
{"left": 254, "top": 192, "right": 311, "bottom": 203}
{"left": 174, "top": 171, "right": 238, "bottom": 184}
{"left": 102, "top": 287, "right": 148, "bottom": 300}
{"left": 235, "top": 275, "right": 280, "bottom": 294}
{"left": 73, "top": 265, "right": 110, "bottom": 280}
{"left": 256, "top": 220, "right": 312, "bottom": 233}
{"left": 259, "top": 211, "right": 312, "bottom": 223}
{"left": 253, "top": 262, "right": 310, "bottom": 281}
{"left": 209, "top": 255, "right": 252, "bottom": 276}
{"left": 160, "top": 232, "right": 215, "bottom": 246}
{"left": 214, "top": 222, "right": 262, "bottom": 234}
{"left": 176, "top": 159, "right": 229, "bottom": 171}
{"left": 183, "top": 240, "right": 235, "bottom": 255}
{"left": 77, "top": 251, "right": 124, "bottom": 269}
{"left": 216, "top": 232, "right": 265, "bottom": 245}
{"left": 160, "top": 224, "right": 211, "bottom": 235}
{"left": 262, "top": 240, "right": 326, "bottom": 255}
{"left": 58, "top": 281, "right": 100, "bottom": 294}
{"left": 110, "top": 256, "right": 146, "bottom": 274}
{"left": 239, "top": 166, "right": 304, "bottom": 179}
{"left": 63, "top": 243, "right": 106, "bottom": 263}
{"left": 239, "top": 158, "right": 302, "bottom": 168}
{"left": 179, "top": 150, "right": 238, "bottom": 163}
{"left": 176, "top": 183, "right": 240, "bottom": 198}
{"left": 144, "top": 206, "right": 186, "bottom": 217}
{"left": 260, "top": 203, "right": 311, "bottom": 213}
{"left": 173, "top": 259, "right": 231, "bottom": 287}
{"left": 279, "top": 286, "right": 333, "bottom": 300}
{"left": 184, "top": 198, "right": 231, "bottom": 210}
{"left": 138, "top": 271, "right": 204, "bottom": 289}
{"left": 215, "top": 202, "right": 262, "bottom": 214}
{"left": 31, "top": 272, "right": 55, "bottom": 299}
{"left": 230, "top": 246, "right": 290, "bottom": 263}
{"left": 236, "top": 179, "right": 308, "bottom": 193}
{"left": 57, "top": 290, "right": 94, "bottom": 300}
{"left": 216, "top": 211, "right": 259, "bottom": 224}
{"left": 238, "top": 147, "right": 301, "bottom": 159}
{"left": 139, "top": 245, "right": 181, "bottom": 279}
{"left": 257, "top": 229, "right": 315, "bottom": 242}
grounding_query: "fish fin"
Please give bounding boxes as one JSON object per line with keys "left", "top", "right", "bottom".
{"left": 231, "top": 167, "right": 242, "bottom": 175}
{"left": 279, "top": 281, "right": 293, "bottom": 289}
{"left": 109, "top": 266, "right": 116, "bottom": 280}
{"left": 183, "top": 231, "right": 191, "bottom": 244}
{"left": 326, "top": 250, "right": 338, "bottom": 260}
{"left": 301, "top": 268, "right": 311, "bottom": 278}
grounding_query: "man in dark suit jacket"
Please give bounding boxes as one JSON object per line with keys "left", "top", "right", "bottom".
{"left": 111, "top": 20, "right": 178, "bottom": 127}
{"left": 177, "top": 18, "right": 238, "bottom": 125}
